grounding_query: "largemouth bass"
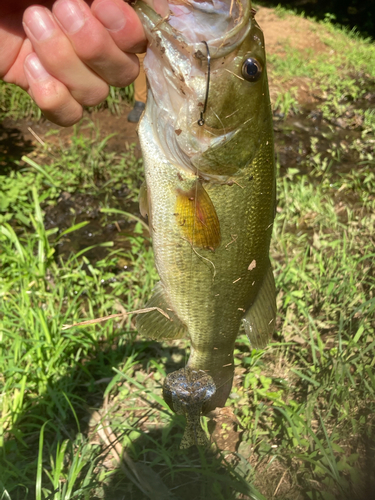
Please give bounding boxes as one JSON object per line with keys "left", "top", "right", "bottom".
{"left": 135, "top": 0, "right": 276, "bottom": 447}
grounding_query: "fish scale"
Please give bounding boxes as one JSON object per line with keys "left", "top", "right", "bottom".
{"left": 135, "top": 0, "right": 276, "bottom": 447}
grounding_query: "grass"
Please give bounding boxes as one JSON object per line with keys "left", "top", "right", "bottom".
{"left": 1, "top": 7, "right": 375, "bottom": 500}
{"left": 266, "top": 5, "right": 375, "bottom": 124}
{"left": 0, "top": 83, "right": 133, "bottom": 121}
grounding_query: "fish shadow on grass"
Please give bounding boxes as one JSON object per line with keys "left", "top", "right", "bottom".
{"left": 101, "top": 428, "right": 251, "bottom": 500}
{"left": 0, "top": 337, "right": 182, "bottom": 499}
{"left": 80, "top": 338, "right": 251, "bottom": 500}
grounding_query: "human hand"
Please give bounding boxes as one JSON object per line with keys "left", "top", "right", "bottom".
{"left": 0, "top": 0, "right": 168, "bottom": 126}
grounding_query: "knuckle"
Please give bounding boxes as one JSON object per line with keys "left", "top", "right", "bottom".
{"left": 78, "top": 83, "right": 109, "bottom": 107}
{"left": 36, "top": 80, "right": 65, "bottom": 111}
{"left": 106, "top": 58, "right": 139, "bottom": 88}
{"left": 45, "top": 106, "right": 83, "bottom": 127}
{"left": 56, "top": 108, "right": 83, "bottom": 127}
{"left": 114, "top": 63, "right": 139, "bottom": 87}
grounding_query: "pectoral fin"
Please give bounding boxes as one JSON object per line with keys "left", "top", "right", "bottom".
{"left": 175, "top": 180, "right": 221, "bottom": 250}
{"left": 242, "top": 264, "right": 276, "bottom": 348}
{"left": 136, "top": 282, "right": 188, "bottom": 340}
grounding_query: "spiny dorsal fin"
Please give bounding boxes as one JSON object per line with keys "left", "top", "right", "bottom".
{"left": 175, "top": 180, "right": 221, "bottom": 250}
{"left": 136, "top": 282, "right": 188, "bottom": 340}
{"left": 242, "top": 263, "right": 276, "bottom": 349}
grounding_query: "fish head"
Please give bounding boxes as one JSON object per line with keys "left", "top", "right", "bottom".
{"left": 136, "top": 0, "right": 272, "bottom": 177}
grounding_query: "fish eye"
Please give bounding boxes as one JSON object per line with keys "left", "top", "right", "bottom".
{"left": 241, "top": 58, "right": 263, "bottom": 82}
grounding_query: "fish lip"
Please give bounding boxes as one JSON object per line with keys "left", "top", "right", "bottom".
{"left": 134, "top": 0, "right": 251, "bottom": 59}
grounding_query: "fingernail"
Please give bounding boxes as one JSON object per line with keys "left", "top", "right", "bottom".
{"left": 25, "top": 53, "right": 50, "bottom": 81}
{"left": 94, "top": 0, "right": 126, "bottom": 32}
{"left": 54, "top": 0, "right": 85, "bottom": 34}
{"left": 24, "top": 7, "right": 55, "bottom": 41}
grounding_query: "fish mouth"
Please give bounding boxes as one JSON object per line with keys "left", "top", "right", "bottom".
{"left": 135, "top": 0, "right": 253, "bottom": 175}
{"left": 135, "top": 0, "right": 251, "bottom": 58}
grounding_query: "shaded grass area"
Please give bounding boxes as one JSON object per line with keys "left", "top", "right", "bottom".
{"left": 0, "top": 10, "right": 375, "bottom": 500}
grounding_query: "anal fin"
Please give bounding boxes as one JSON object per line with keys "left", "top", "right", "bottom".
{"left": 242, "top": 263, "right": 276, "bottom": 349}
{"left": 136, "top": 282, "right": 188, "bottom": 340}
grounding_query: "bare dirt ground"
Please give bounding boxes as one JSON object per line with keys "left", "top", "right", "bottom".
{"left": 257, "top": 6, "right": 328, "bottom": 105}
{"left": 257, "top": 6, "right": 327, "bottom": 54}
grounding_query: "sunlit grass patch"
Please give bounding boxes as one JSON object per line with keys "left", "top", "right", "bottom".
{"left": 0, "top": 126, "right": 157, "bottom": 497}
{"left": 0, "top": 83, "right": 41, "bottom": 121}
{"left": 0, "top": 190, "right": 158, "bottom": 498}
{"left": 225, "top": 153, "right": 375, "bottom": 497}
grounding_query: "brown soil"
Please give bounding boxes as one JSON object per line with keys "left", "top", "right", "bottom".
{"left": 256, "top": 6, "right": 328, "bottom": 105}
{"left": 2, "top": 104, "right": 140, "bottom": 158}
{"left": 256, "top": 6, "right": 328, "bottom": 55}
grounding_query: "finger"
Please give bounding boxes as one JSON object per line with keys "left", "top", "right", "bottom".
{"left": 24, "top": 52, "right": 83, "bottom": 126}
{"left": 23, "top": 5, "right": 109, "bottom": 107}
{"left": 91, "top": 0, "right": 148, "bottom": 53}
{"left": 51, "top": 0, "right": 139, "bottom": 88}
{"left": 2, "top": 36, "right": 33, "bottom": 89}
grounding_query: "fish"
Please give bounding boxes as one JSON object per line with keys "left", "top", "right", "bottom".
{"left": 135, "top": 0, "right": 276, "bottom": 447}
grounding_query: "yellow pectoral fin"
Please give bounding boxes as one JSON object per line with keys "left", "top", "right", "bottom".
{"left": 175, "top": 181, "right": 221, "bottom": 250}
